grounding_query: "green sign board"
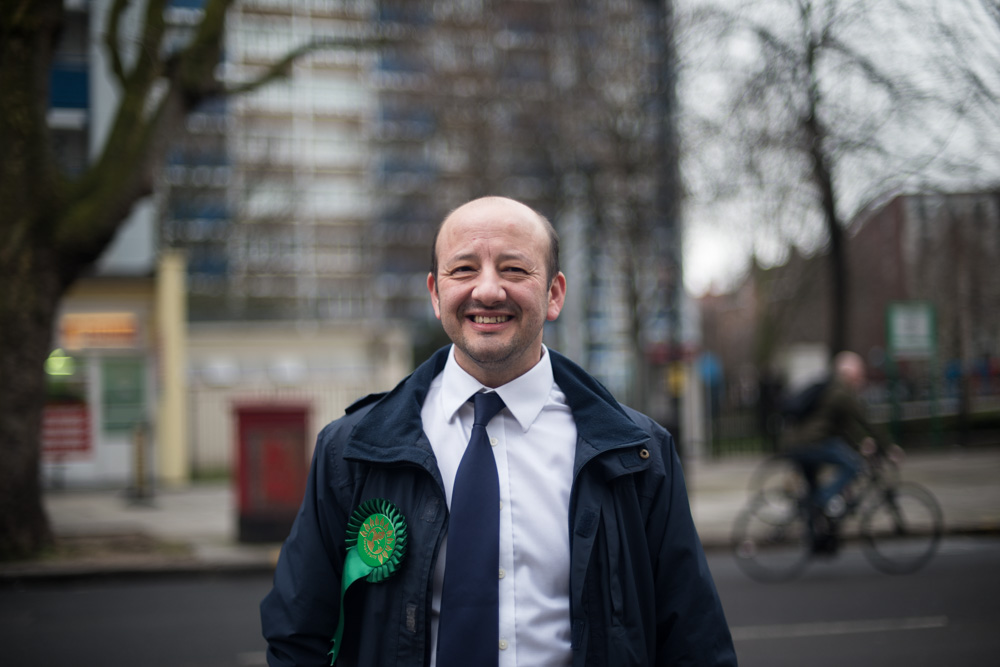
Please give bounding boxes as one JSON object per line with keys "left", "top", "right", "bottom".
{"left": 886, "top": 301, "right": 936, "bottom": 359}
{"left": 101, "top": 357, "right": 146, "bottom": 433}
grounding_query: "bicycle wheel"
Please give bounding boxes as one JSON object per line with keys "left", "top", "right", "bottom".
{"left": 731, "top": 495, "right": 812, "bottom": 582}
{"left": 859, "top": 482, "right": 944, "bottom": 574}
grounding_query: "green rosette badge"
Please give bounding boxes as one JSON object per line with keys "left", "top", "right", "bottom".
{"left": 329, "top": 498, "right": 408, "bottom": 665}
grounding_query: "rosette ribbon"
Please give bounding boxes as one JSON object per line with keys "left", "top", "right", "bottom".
{"left": 329, "top": 498, "right": 408, "bottom": 665}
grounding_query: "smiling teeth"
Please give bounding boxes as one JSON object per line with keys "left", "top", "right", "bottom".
{"left": 474, "top": 316, "right": 510, "bottom": 324}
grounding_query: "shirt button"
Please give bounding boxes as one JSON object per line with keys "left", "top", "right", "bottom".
{"left": 490, "top": 437, "right": 498, "bottom": 446}
{"left": 499, "top": 639, "right": 509, "bottom": 650}
{"left": 498, "top": 568, "right": 505, "bottom": 579}
{"left": 499, "top": 500, "right": 504, "bottom": 510}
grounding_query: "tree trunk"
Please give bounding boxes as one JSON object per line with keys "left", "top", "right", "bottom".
{"left": 802, "top": 20, "right": 848, "bottom": 357}
{"left": 0, "top": 0, "right": 64, "bottom": 559}
{"left": 0, "top": 247, "right": 63, "bottom": 559}
{"left": 804, "top": 110, "right": 848, "bottom": 356}
{"left": 827, "top": 217, "right": 849, "bottom": 356}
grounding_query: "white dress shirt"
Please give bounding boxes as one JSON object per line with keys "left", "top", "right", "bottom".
{"left": 421, "top": 345, "right": 576, "bottom": 667}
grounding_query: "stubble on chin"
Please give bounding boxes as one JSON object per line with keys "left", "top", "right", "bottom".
{"left": 456, "top": 334, "right": 516, "bottom": 369}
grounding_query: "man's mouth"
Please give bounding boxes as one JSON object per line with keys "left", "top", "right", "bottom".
{"left": 471, "top": 315, "right": 511, "bottom": 324}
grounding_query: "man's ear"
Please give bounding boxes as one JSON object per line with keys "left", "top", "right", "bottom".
{"left": 427, "top": 272, "right": 442, "bottom": 319}
{"left": 546, "top": 272, "right": 567, "bottom": 321}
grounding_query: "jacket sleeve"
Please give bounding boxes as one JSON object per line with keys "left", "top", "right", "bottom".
{"left": 260, "top": 423, "right": 352, "bottom": 666}
{"left": 837, "top": 387, "right": 892, "bottom": 452}
{"left": 648, "top": 426, "right": 738, "bottom": 666}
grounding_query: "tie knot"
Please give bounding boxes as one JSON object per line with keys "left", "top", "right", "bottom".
{"left": 472, "top": 391, "right": 506, "bottom": 427}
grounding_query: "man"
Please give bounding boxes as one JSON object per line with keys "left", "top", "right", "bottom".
{"left": 782, "top": 351, "right": 900, "bottom": 535}
{"left": 261, "top": 196, "right": 737, "bottom": 666}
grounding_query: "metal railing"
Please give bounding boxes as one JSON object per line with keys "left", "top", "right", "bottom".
{"left": 709, "top": 381, "right": 1000, "bottom": 457}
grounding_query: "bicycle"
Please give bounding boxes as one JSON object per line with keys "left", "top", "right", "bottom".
{"left": 731, "top": 447, "right": 944, "bottom": 582}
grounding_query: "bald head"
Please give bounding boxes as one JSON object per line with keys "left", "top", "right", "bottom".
{"left": 430, "top": 197, "right": 560, "bottom": 284}
{"left": 834, "top": 351, "right": 866, "bottom": 390}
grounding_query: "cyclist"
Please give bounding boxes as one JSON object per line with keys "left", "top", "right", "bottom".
{"left": 780, "top": 351, "right": 902, "bottom": 553}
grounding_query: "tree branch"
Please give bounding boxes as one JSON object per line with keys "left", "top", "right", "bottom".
{"left": 172, "top": 0, "right": 232, "bottom": 101}
{"left": 822, "top": 36, "right": 905, "bottom": 100}
{"left": 57, "top": 4, "right": 387, "bottom": 269}
{"left": 222, "top": 36, "right": 387, "bottom": 97}
{"left": 134, "top": 0, "right": 169, "bottom": 86}
{"left": 56, "top": 0, "right": 171, "bottom": 262}
{"left": 103, "top": 0, "right": 130, "bottom": 87}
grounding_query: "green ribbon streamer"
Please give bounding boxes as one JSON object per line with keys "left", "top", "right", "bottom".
{"left": 328, "top": 547, "right": 373, "bottom": 665}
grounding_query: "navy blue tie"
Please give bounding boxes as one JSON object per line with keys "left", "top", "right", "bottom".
{"left": 438, "top": 391, "right": 506, "bottom": 667}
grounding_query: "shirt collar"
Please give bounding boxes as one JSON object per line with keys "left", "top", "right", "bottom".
{"left": 439, "top": 344, "right": 555, "bottom": 433}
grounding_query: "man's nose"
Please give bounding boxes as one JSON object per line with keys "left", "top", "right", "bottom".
{"left": 472, "top": 267, "right": 506, "bottom": 304}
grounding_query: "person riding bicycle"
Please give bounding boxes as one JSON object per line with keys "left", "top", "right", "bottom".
{"left": 780, "top": 351, "right": 902, "bottom": 552}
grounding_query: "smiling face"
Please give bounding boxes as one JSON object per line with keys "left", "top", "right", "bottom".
{"left": 427, "top": 197, "right": 566, "bottom": 387}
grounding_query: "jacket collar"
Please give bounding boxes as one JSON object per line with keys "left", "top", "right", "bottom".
{"left": 343, "top": 346, "right": 449, "bottom": 470}
{"left": 344, "top": 346, "right": 650, "bottom": 478}
{"left": 547, "top": 348, "right": 651, "bottom": 478}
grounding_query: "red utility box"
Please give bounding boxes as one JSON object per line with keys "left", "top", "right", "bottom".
{"left": 235, "top": 404, "right": 310, "bottom": 542}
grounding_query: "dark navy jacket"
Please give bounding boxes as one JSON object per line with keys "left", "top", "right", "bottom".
{"left": 261, "top": 346, "right": 737, "bottom": 666}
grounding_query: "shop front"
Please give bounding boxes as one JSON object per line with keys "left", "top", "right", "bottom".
{"left": 42, "top": 291, "right": 157, "bottom": 489}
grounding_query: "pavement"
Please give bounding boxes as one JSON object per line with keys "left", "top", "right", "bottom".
{"left": 3, "top": 446, "right": 999, "bottom": 580}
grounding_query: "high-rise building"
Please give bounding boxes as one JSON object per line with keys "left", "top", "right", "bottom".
{"left": 164, "top": 0, "right": 377, "bottom": 323}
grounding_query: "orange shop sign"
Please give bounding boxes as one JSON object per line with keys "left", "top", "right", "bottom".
{"left": 60, "top": 312, "right": 140, "bottom": 350}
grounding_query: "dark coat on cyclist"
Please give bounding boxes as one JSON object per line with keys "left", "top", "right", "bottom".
{"left": 781, "top": 377, "right": 890, "bottom": 454}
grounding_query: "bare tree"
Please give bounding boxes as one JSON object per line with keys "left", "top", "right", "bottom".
{"left": 678, "top": 0, "right": 1000, "bottom": 359}
{"left": 0, "top": 0, "right": 374, "bottom": 558}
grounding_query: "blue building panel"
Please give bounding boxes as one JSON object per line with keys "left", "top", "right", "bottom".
{"left": 49, "top": 64, "right": 89, "bottom": 109}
